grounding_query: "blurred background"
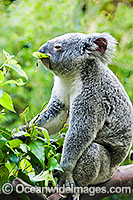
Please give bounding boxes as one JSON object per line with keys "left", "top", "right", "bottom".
{"left": 0, "top": 0, "right": 133, "bottom": 129}
{"left": 0, "top": 1, "right": 133, "bottom": 198}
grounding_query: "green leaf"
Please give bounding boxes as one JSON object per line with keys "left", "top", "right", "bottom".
{"left": 9, "top": 139, "right": 23, "bottom": 148}
{"left": 45, "top": 145, "right": 56, "bottom": 159}
{"left": 5, "top": 63, "right": 28, "bottom": 80}
{"left": 19, "top": 158, "right": 33, "bottom": 173}
{"left": 32, "top": 170, "right": 56, "bottom": 186}
{"left": 0, "top": 137, "right": 7, "bottom": 148}
{"left": 29, "top": 140, "right": 45, "bottom": 167}
{"left": 3, "top": 49, "right": 14, "bottom": 60}
{"left": 9, "top": 152, "right": 19, "bottom": 164}
{"left": 55, "top": 153, "right": 62, "bottom": 163}
{"left": 0, "top": 127, "right": 12, "bottom": 140}
{"left": 30, "top": 127, "right": 38, "bottom": 137}
{"left": 0, "top": 70, "right": 4, "bottom": 83}
{"left": 0, "top": 150, "right": 4, "bottom": 162}
{"left": 3, "top": 78, "right": 26, "bottom": 86}
{"left": 13, "top": 131, "right": 30, "bottom": 137}
{"left": 48, "top": 157, "right": 63, "bottom": 172}
{"left": 3, "top": 80, "right": 16, "bottom": 85}
{"left": 41, "top": 128, "right": 50, "bottom": 146}
{"left": 22, "top": 107, "right": 29, "bottom": 115}
{"left": 32, "top": 52, "right": 50, "bottom": 59}
{"left": 0, "top": 165, "right": 9, "bottom": 190}
{"left": 0, "top": 88, "right": 3, "bottom": 98}
{"left": 0, "top": 114, "right": 7, "bottom": 120}
{"left": 19, "top": 107, "right": 29, "bottom": 123}
{"left": 20, "top": 144, "right": 30, "bottom": 153}
{"left": 3, "top": 66, "right": 6, "bottom": 75}
{"left": 5, "top": 160, "right": 16, "bottom": 174}
{"left": 56, "top": 137, "right": 65, "bottom": 147}
{"left": 60, "top": 127, "right": 68, "bottom": 134}
{"left": 0, "top": 92, "right": 15, "bottom": 112}
{"left": 8, "top": 59, "right": 18, "bottom": 65}
{"left": 18, "top": 170, "right": 34, "bottom": 186}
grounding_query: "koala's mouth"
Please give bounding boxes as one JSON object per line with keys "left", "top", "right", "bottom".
{"left": 41, "top": 58, "right": 52, "bottom": 70}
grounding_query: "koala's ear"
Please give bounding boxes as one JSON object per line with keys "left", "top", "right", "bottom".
{"left": 93, "top": 38, "right": 107, "bottom": 54}
{"left": 85, "top": 33, "right": 117, "bottom": 63}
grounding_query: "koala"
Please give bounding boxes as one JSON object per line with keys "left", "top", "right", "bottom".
{"left": 25, "top": 33, "right": 133, "bottom": 188}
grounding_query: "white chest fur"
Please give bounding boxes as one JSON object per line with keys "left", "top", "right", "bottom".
{"left": 53, "top": 74, "right": 83, "bottom": 109}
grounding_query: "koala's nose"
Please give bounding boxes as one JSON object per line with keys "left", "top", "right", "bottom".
{"left": 38, "top": 42, "right": 49, "bottom": 53}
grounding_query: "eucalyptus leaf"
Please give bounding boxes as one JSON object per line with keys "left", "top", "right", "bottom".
{"left": 56, "top": 137, "right": 65, "bottom": 147}
{"left": 0, "top": 113, "right": 7, "bottom": 120}
{"left": 20, "top": 144, "right": 29, "bottom": 153}
{"left": 42, "top": 128, "right": 50, "bottom": 146}
{"left": 19, "top": 158, "right": 33, "bottom": 173}
{"left": 0, "top": 149, "right": 4, "bottom": 162}
{"left": 3, "top": 49, "right": 14, "bottom": 60}
{"left": 0, "top": 70, "right": 4, "bottom": 83}
{"left": 0, "top": 88, "right": 3, "bottom": 98}
{"left": 20, "top": 107, "right": 29, "bottom": 122}
{"left": 0, "top": 165, "right": 9, "bottom": 189}
{"left": 32, "top": 52, "right": 49, "bottom": 59}
{"left": 48, "top": 157, "right": 63, "bottom": 172}
{"left": 22, "top": 107, "right": 29, "bottom": 115}
{"left": 32, "top": 170, "right": 56, "bottom": 186}
{"left": 29, "top": 140, "right": 45, "bottom": 167}
{"left": 13, "top": 131, "right": 30, "bottom": 137}
{"left": 9, "top": 152, "right": 19, "bottom": 164}
{"left": 9, "top": 139, "right": 23, "bottom": 148}
{"left": 3, "top": 79, "right": 26, "bottom": 86}
{"left": 0, "top": 92, "right": 15, "bottom": 112}
{"left": 5, "top": 160, "right": 17, "bottom": 174}
{"left": 55, "top": 153, "right": 62, "bottom": 163}
{"left": 0, "top": 137, "right": 7, "bottom": 148}
{"left": 18, "top": 170, "right": 35, "bottom": 186}
{"left": 5, "top": 63, "right": 28, "bottom": 80}
{"left": 0, "top": 127, "right": 12, "bottom": 140}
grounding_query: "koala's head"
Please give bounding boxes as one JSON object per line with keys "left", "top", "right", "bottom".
{"left": 39, "top": 32, "right": 117, "bottom": 76}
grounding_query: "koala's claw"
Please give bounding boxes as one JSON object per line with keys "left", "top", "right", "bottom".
{"left": 65, "top": 177, "right": 75, "bottom": 188}
{"left": 72, "top": 193, "right": 80, "bottom": 200}
{"left": 59, "top": 173, "right": 75, "bottom": 188}
{"left": 59, "top": 175, "right": 80, "bottom": 200}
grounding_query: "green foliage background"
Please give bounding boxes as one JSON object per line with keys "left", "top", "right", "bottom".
{"left": 0, "top": 0, "right": 133, "bottom": 199}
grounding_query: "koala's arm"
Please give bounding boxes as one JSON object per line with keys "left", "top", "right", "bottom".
{"left": 27, "top": 92, "right": 68, "bottom": 135}
{"left": 60, "top": 96, "right": 103, "bottom": 177}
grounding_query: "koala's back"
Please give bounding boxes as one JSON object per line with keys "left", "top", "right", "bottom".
{"left": 94, "top": 66, "right": 132, "bottom": 164}
{"left": 101, "top": 66, "right": 132, "bottom": 125}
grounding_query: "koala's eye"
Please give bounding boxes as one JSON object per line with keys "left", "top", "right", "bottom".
{"left": 54, "top": 44, "right": 62, "bottom": 51}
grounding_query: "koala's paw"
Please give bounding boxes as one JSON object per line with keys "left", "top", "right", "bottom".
{"left": 58, "top": 172, "right": 80, "bottom": 199}
{"left": 59, "top": 172, "right": 75, "bottom": 188}
{"left": 65, "top": 176, "right": 75, "bottom": 188}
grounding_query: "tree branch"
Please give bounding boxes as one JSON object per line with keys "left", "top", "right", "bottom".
{"left": 47, "top": 164, "right": 133, "bottom": 200}
{"left": 80, "top": 164, "right": 133, "bottom": 200}
{"left": 1, "top": 165, "right": 133, "bottom": 200}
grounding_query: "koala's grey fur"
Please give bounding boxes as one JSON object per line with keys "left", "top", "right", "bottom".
{"left": 30, "top": 32, "right": 132, "bottom": 187}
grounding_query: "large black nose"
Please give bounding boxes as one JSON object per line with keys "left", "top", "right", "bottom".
{"left": 38, "top": 42, "right": 49, "bottom": 53}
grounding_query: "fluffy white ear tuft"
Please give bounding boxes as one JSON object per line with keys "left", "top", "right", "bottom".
{"left": 86, "top": 32, "right": 117, "bottom": 64}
